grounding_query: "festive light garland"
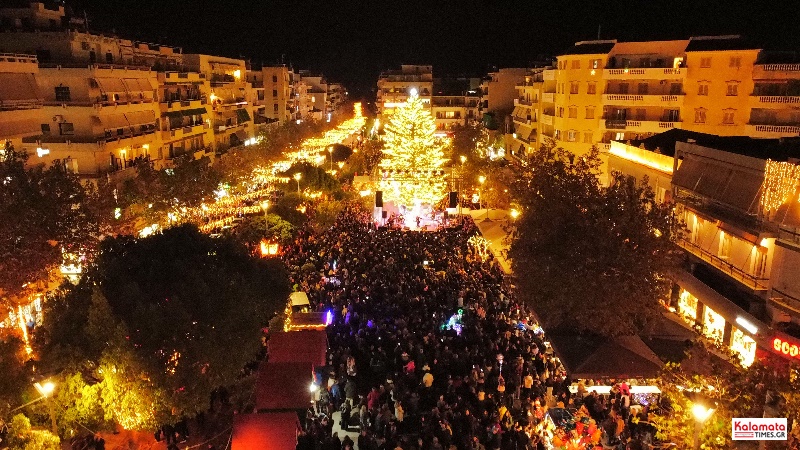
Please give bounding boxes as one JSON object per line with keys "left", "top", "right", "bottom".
{"left": 760, "top": 159, "right": 800, "bottom": 215}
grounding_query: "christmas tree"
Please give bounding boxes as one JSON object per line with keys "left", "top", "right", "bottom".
{"left": 379, "top": 90, "right": 449, "bottom": 206}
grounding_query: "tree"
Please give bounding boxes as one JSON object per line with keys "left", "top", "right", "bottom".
{"left": 0, "top": 147, "right": 97, "bottom": 304}
{"left": 0, "top": 336, "right": 32, "bottom": 417}
{"left": 5, "top": 414, "right": 60, "bottom": 450}
{"left": 652, "top": 345, "right": 800, "bottom": 450}
{"left": 379, "top": 91, "right": 450, "bottom": 206}
{"left": 35, "top": 225, "right": 289, "bottom": 429}
{"left": 226, "top": 213, "right": 295, "bottom": 250}
{"left": 507, "top": 144, "right": 682, "bottom": 337}
{"left": 282, "top": 162, "right": 339, "bottom": 193}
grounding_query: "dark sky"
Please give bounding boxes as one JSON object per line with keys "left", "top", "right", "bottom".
{"left": 70, "top": 0, "right": 800, "bottom": 99}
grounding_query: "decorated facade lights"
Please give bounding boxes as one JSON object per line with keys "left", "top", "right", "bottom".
{"left": 760, "top": 159, "right": 800, "bottom": 216}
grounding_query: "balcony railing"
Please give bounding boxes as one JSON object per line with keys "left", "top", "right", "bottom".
{"left": 0, "top": 99, "right": 43, "bottom": 110}
{"left": 753, "top": 96, "right": 800, "bottom": 104}
{"left": 604, "top": 119, "right": 680, "bottom": 132}
{"left": 542, "top": 93, "right": 555, "bottom": 103}
{"left": 602, "top": 94, "right": 684, "bottom": 105}
{"left": 771, "top": 288, "right": 800, "bottom": 315}
{"left": 678, "top": 239, "right": 769, "bottom": 291}
{"left": 513, "top": 116, "right": 531, "bottom": 124}
{"left": 746, "top": 124, "right": 800, "bottom": 136}
{"left": 541, "top": 114, "right": 554, "bottom": 126}
{"left": 515, "top": 98, "right": 533, "bottom": 106}
{"left": 603, "top": 67, "right": 685, "bottom": 79}
{"left": 605, "top": 119, "right": 628, "bottom": 130}
{"left": 760, "top": 64, "right": 800, "bottom": 71}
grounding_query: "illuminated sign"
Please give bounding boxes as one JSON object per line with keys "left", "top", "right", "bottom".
{"left": 773, "top": 337, "right": 800, "bottom": 358}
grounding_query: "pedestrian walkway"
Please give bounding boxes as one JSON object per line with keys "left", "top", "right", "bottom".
{"left": 469, "top": 208, "right": 512, "bottom": 274}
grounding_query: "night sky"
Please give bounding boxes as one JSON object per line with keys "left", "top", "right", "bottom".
{"left": 70, "top": 0, "right": 800, "bottom": 99}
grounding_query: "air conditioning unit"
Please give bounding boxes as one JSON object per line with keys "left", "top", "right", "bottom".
{"left": 53, "top": 115, "right": 64, "bottom": 122}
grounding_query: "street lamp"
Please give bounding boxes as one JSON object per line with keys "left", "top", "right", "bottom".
{"left": 294, "top": 172, "right": 302, "bottom": 194}
{"left": 12, "top": 381, "right": 57, "bottom": 434}
{"left": 337, "top": 161, "right": 345, "bottom": 170}
{"left": 260, "top": 200, "right": 269, "bottom": 220}
{"left": 692, "top": 403, "right": 715, "bottom": 450}
{"left": 478, "top": 175, "right": 489, "bottom": 220}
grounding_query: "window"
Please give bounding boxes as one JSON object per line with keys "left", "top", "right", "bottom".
{"left": 670, "top": 83, "right": 682, "bottom": 95}
{"left": 54, "top": 86, "right": 71, "bottom": 102}
{"left": 723, "top": 109, "right": 735, "bottom": 124}
{"left": 664, "top": 109, "right": 680, "bottom": 122}
{"left": 41, "top": 124, "right": 51, "bottom": 135}
{"left": 719, "top": 231, "right": 731, "bottom": 259}
{"left": 592, "top": 59, "right": 601, "bottom": 69}
{"left": 638, "top": 83, "right": 649, "bottom": 95}
{"left": 727, "top": 83, "right": 739, "bottom": 96}
{"left": 570, "top": 82, "right": 579, "bottom": 94}
{"left": 583, "top": 132, "right": 593, "bottom": 143}
{"left": 753, "top": 249, "right": 768, "bottom": 278}
{"left": 105, "top": 52, "right": 113, "bottom": 63}
{"left": 619, "top": 83, "right": 629, "bottom": 94}
{"left": 698, "top": 83, "right": 709, "bottom": 96}
{"left": 272, "top": 75, "right": 278, "bottom": 82}
{"left": 694, "top": 108, "right": 707, "bottom": 123}
{"left": 568, "top": 107, "right": 577, "bottom": 118}
{"left": 273, "top": 104, "right": 279, "bottom": 112}
{"left": 700, "top": 57, "right": 712, "bottom": 68}
{"left": 58, "top": 122, "right": 74, "bottom": 135}
{"left": 636, "top": 109, "right": 646, "bottom": 121}
{"left": 571, "top": 60, "right": 580, "bottom": 69}
{"left": 81, "top": 41, "right": 90, "bottom": 51}
{"left": 272, "top": 89, "right": 278, "bottom": 97}
{"left": 729, "top": 56, "right": 742, "bottom": 68}
{"left": 587, "top": 82, "right": 596, "bottom": 95}
{"left": 585, "top": 107, "right": 595, "bottom": 119}
{"left": 567, "top": 130, "right": 578, "bottom": 142}
{"left": 445, "top": 111, "right": 456, "bottom": 119}
{"left": 554, "top": 129, "right": 561, "bottom": 140}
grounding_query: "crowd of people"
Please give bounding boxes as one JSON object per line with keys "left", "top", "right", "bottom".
{"left": 280, "top": 205, "right": 656, "bottom": 450}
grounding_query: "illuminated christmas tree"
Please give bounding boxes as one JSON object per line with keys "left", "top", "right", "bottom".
{"left": 379, "top": 90, "right": 449, "bottom": 206}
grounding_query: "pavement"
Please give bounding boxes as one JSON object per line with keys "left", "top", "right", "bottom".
{"left": 468, "top": 209, "right": 513, "bottom": 274}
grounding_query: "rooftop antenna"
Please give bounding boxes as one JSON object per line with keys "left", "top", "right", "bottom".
{"left": 597, "top": 25, "right": 602, "bottom": 40}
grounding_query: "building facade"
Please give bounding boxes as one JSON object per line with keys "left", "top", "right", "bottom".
{"left": 376, "top": 64, "right": 433, "bottom": 118}
{"left": 507, "top": 36, "right": 800, "bottom": 161}
{"left": 610, "top": 129, "right": 800, "bottom": 366}
{"left": 480, "top": 67, "right": 527, "bottom": 114}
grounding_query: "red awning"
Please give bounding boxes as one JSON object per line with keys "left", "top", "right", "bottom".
{"left": 268, "top": 329, "right": 328, "bottom": 367}
{"left": 232, "top": 413, "right": 299, "bottom": 450}
{"left": 255, "top": 361, "right": 313, "bottom": 411}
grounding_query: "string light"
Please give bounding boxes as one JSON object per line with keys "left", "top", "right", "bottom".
{"left": 760, "top": 159, "right": 800, "bottom": 215}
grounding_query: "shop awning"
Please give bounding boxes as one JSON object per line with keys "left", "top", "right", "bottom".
{"left": 235, "top": 108, "right": 251, "bottom": 123}
{"left": 94, "top": 77, "right": 127, "bottom": 94}
{"left": 232, "top": 413, "right": 299, "bottom": 450}
{"left": 122, "top": 78, "right": 154, "bottom": 95}
{"left": 124, "top": 110, "right": 156, "bottom": 128}
{"left": 673, "top": 154, "right": 763, "bottom": 213}
{"left": 0, "top": 118, "right": 42, "bottom": 137}
{"left": 0, "top": 73, "right": 41, "bottom": 103}
{"left": 254, "top": 362, "right": 313, "bottom": 411}
{"left": 163, "top": 111, "right": 184, "bottom": 119}
{"left": 101, "top": 113, "right": 130, "bottom": 130}
{"left": 268, "top": 329, "right": 327, "bottom": 367}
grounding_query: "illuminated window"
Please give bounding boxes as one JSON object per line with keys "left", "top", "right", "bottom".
{"left": 592, "top": 59, "right": 600, "bottom": 69}
{"left": 678, "top": 289, "right": 698, "bottom": 323}
{"left": 753, "top": 249, "right": 768, "bottom": 278}
{"left": 690, "top": 214, "right": 700, "bottom": 244}
{"left": 703, "top": 306, "right": 725, "bottom": 344}
{"left": 718, "top": 231, "right": 731, "bottom": 259}
{"left": 731, "top": 327, "right": 756, "bottom": 367}
{"left": 567, "top": 130, "right": 578, "bottom": 142}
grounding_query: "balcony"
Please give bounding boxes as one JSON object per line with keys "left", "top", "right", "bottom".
{"left": 604, "top": 119, "right": 681, "bottom": 133}
{"left": 0, "top": 99, "right": 43, "bottom": 111}
{"left": 744, "top": 124, "right": 800, "bottom": 138}
{"left": 161, "top": 71, "right": 206, "bottom": 83}
{"left": 603, "top": 67, "right": 685, "bottom": 80}
{"left": 750, "top": 96, "right": 800, "bottom": 108}
{"left": 161, "top": 98, "right": 207, "bottom": 112}
{"left": 542, "top": 92, "right": 555, "bottom": 103}
{"left": 543, "top": 70, "right": 556, "bottom": 81}
{"left": 541, "top": 113, "right": 554, "bottom": 126}
{"left": 513, "top": 115, "right": 531, "bottom": 125}
{"left": 601, "top": 94, "right": 684, "bottom": 107}
{"left": 678, "top": 239, "right": 768, "bottom": 291}
{"left": 514, "top": 98, "right": 533, "bottom": 106}
{"left": 753, "top": 64, "right": 800, "bottom": 79}
{"left": 162, "top": 123, "right": 210, "bottom": 141}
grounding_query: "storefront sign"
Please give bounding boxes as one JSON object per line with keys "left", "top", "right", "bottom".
{"left": 772, "top": 337, "right": 800, "bottom": 358}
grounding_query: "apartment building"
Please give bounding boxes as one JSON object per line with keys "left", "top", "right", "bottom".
{"left": 21, "top": 64, "right": 161, "bottom": 180}
{"left": 509, "top": 68, "right": 545, "bottom": 156}
{"left": 609, "top": 128, "right": 800, "bottom": 366}
{"left": 430, "top": 77, "right": 481, "bottom": 132}
{"left": 260, "top": 65, "right": 297, "bottom": 123}
{"left": 157, "top": 70, "right": 213, "bottom": 163}
{"left": 183, "top": 54, "right": 254, "bottom": 149}
{"left": 480, "top": 67, "right": 527, "bottom": 114}
{"left": 0, "top": 53, "right": 44, "bottom": 152}
{"left": 508, "top": 35, "right": 800, "bottom": 160}
{"left": 376, "top": 64, "right": 433, "bottom": 118}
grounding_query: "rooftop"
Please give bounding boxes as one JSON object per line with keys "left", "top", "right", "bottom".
{"left": 561, "top": 40, "right": 617, "bottom": 56}
{"left": 629, "top": 128, "right": 800, "bottom": 161}
{"left": 685, "top": 35, "right": 760, "bottom": 52}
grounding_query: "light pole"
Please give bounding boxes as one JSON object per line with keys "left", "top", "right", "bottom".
{"left": 692, "top": 403, "right": 714, "bottom": 450}
{"left": 12, "top": 381, "right": 57, "bottom": 435}
{"left": 459, "top": 155, "right": 466, "bottom": 216}
{"left": 478, "top": 175, "right": 487, "bottom": 220}
{"left": 294, "top": 172, "right": 302, "bottom": 194}
{"left": 327, "top": 147, "right": 333, "bottom": 171}
{"left": 261, "top": 200, "right": 269, "bottom": 220}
